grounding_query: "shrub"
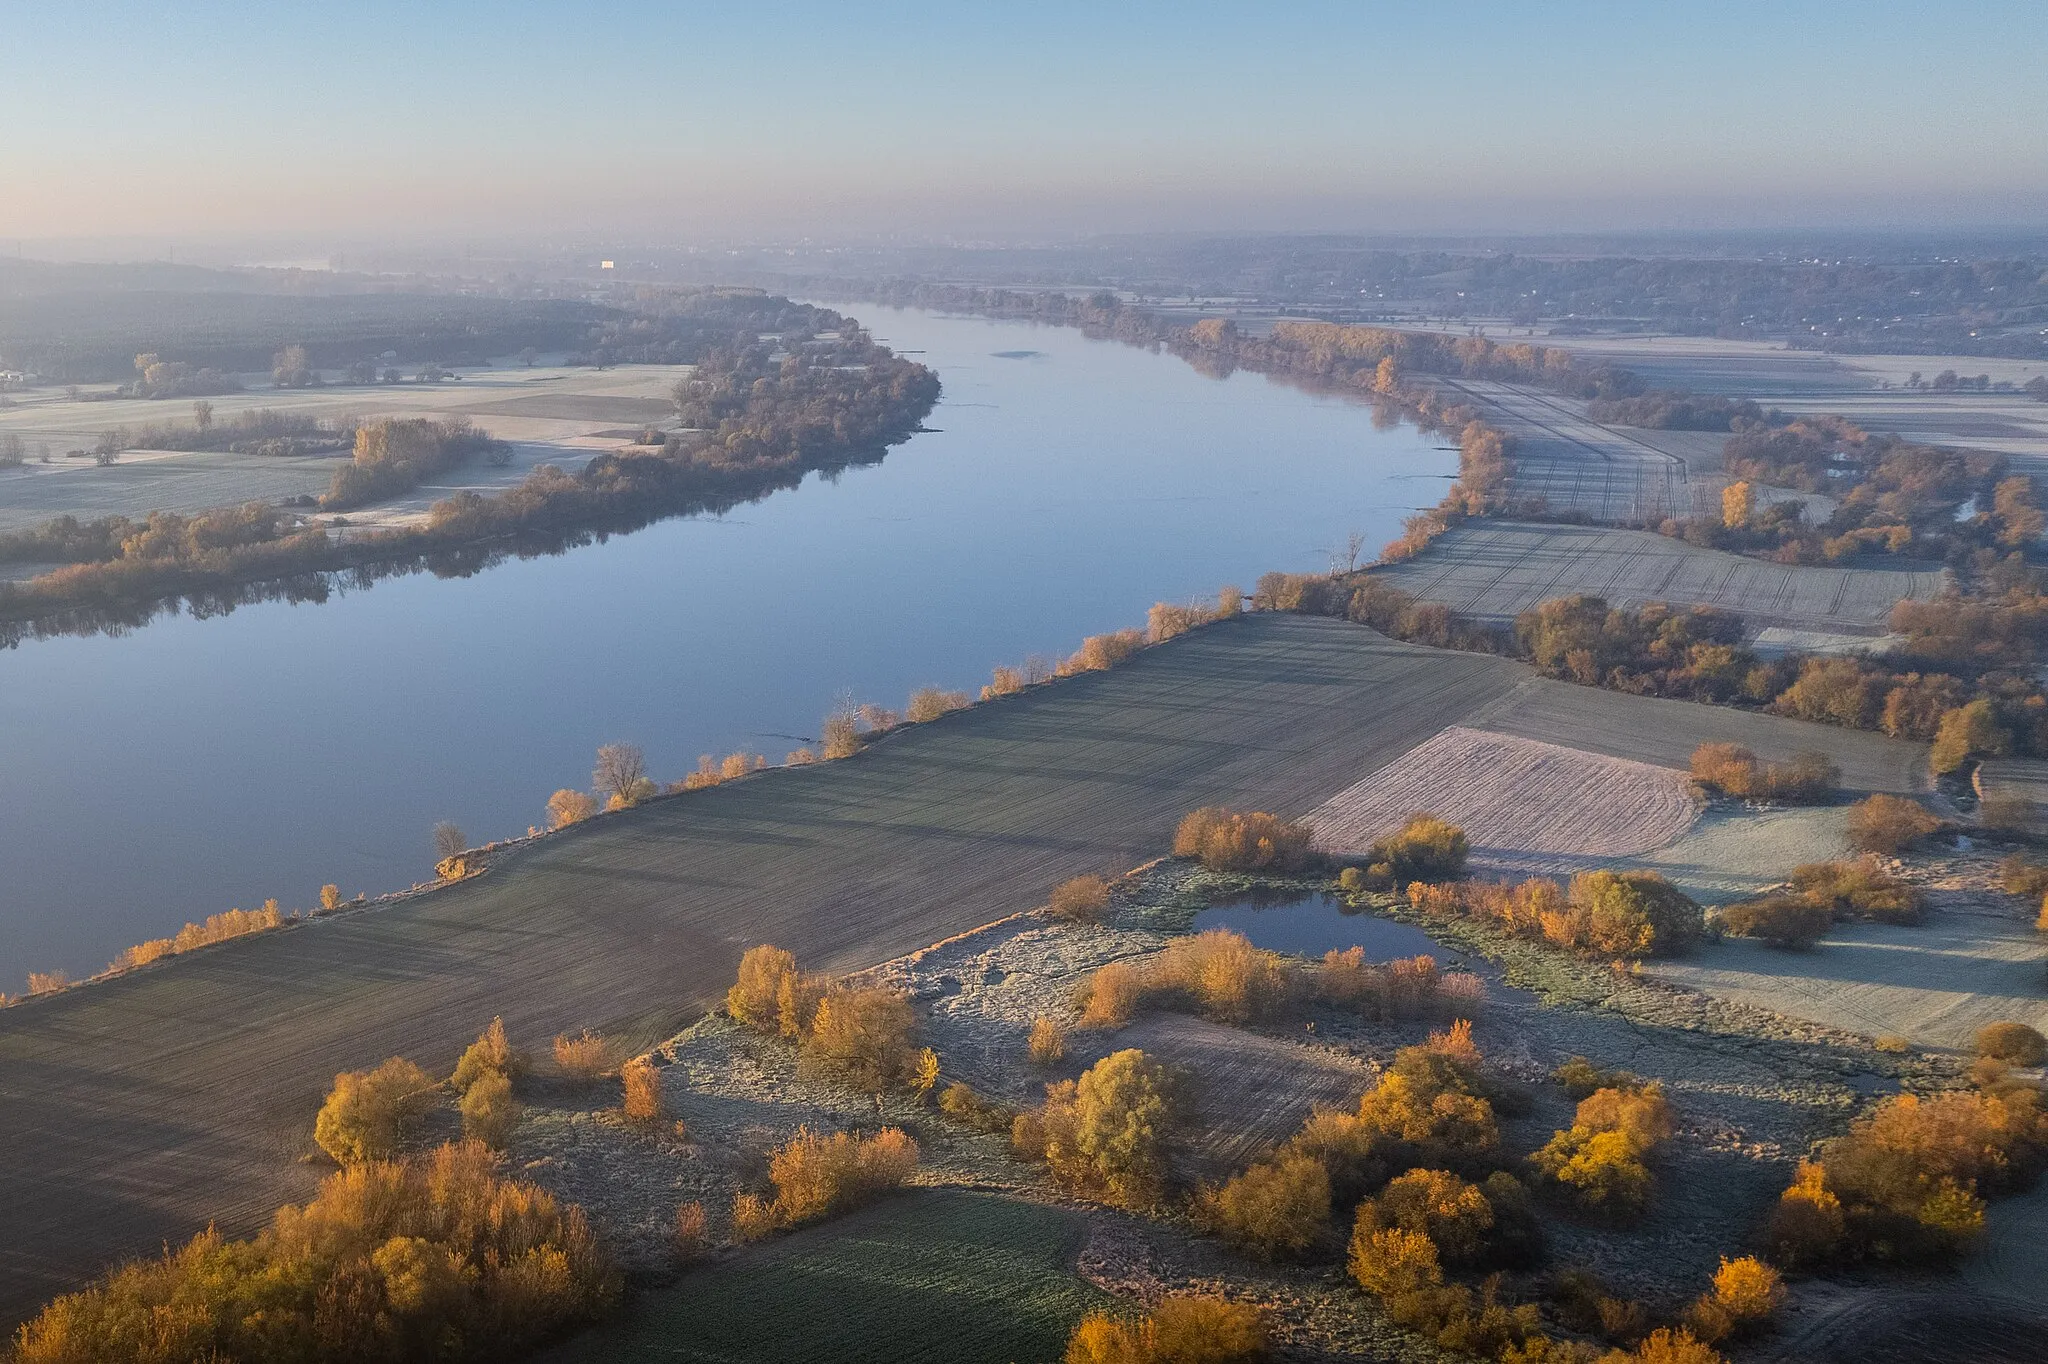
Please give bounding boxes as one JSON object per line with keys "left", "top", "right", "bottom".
{"left": 1018, "top": 1049, "right": 1177, "bottom": 1209}
{"left": 450, "top": 1016, "right": 526, "bottom": 1093}
{"left": 732, "top": 1191, "right": 778, "bottom": 1242}
{"left": 1065, "top": 1296, "right": 1268, "bottom": 1364}
{"left": 1172, "top": 807, "right": 1317, "bottom": 873}
{"left": 1369, "top": 814, "right": 1470, "bottom": 882}
{"left": 1196, "top": 1153, "right": 1331, "bottom": 1259}
{"left": 1152, "top": 929, "right": 1291, "bottom": 1024}
{"left": 1337, "top": 865, "right": 1369, "bottom": 894}
{"left": 546, "top": 788, "right": 598, "bottom": 829}
{"left": 1569, "top": 870, "right": 1704, "bottom": 957}
{"left": 1050, "top": 874, "right": 1113, "bottom": 923}
{"left": 459, "top": 1070, "right": 520, "bottom": 1148}
{"left": 1079, "top": 960, "right": 1145, "bottom": 1028}
{"left": 1029, "top": 1015, "right": 1068, "bottom": 1066}
{"left": 1999, "top": 853, "right": 2048, "bottom": 899}
{"left": 1529, "top": 1084, "right": 1673, "bottom": 1218}
{"left": 1349, "top": 1223, "right": 1442, "bottom": 1298}
{"left": 820, "top": 711, "right": 862, "bottom": 760}
{"left": 1612, "top": 1329, "right": 1725, "bottom": 1364}
{"left": 1846, "top": 794, "right": 1940, "bottom": 855}
{"left": 778, "top": 968, "right": 830, "bottom": 1038}
{"left": 672, "top": 1201, "right": 707, "bottom": 1264}
{"left": 939, "top": 1081, "right": 1015, "bottom": 1133}
{"left": 1356, "top": 1168, "right": 1496, "bottom": 1266}
{"left": 764, "top": 1126, "right": 920, "bottom": 1227}
{"left": 1975, "top": 1021, "right": 2048, "bottom": 1066}
{"left": 906, "top": 686, "right": 969, "bottom": 723}
{"left": 1061, "top": 627, "right": 1148, "bottom": 675}
{"left": 313, "top": 1057, "right": 439, "bottom": 1164}
{"left": 1553, "top": 1056, "right": 1638, "bottom": 1101}
{"left": 1720, "top": 895, "right": 1832, "bottom": 949}
{"left": 1874, "top": 1034, "right": 1911, "bottom": 1054}
{"left": 1290, "top": 1034, "right": 1500, "bottom": 1195}
{"left": 1688, "top": 743, "right": 1838, "bottom": 803}
{"left": 728, "top": 944, "right": 797, "bottom": 1031}
{"left": 319, "top": 883, "right": 344, "bottom": 912}
{"left": 1788, "top": 857, "right": 1925, "bottom": 922}
{"left": 1686, "top": 1256, "right": 1783, "bottom": 1344}
{"left": 800, "top": 986, "right": 919, "bottom": 1092}
{"left": 10, "top": 1142, "right": 615, "bottom": 1364}
{"left": 553, "top": 1029, "right": 618, "bottom": 1081}
{"left": 1770, "top": 1088, "right": 2048, "bottom": 1266}
{"left": 622, "top": 1057, "right": 665, "bottom": 1124}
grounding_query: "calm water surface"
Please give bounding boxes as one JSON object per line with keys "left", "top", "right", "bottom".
{"left": 1192, "top": 894, "right": 1448, "bottom": 961}
{"left": 0, "top": 307, "right": 1454, "bottom": 983}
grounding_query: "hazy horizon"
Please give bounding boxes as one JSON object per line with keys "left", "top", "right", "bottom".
{"left": 7, "top": 0, "right": 2046, "bottom": 251}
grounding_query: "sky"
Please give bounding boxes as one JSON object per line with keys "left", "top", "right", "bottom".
{"left": 3, "top": 0, "right": 2046, "bottom": 250}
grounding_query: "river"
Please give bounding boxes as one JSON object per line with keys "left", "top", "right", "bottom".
{"left": 0, "top": 306, "right": 1454, "bottom": 986}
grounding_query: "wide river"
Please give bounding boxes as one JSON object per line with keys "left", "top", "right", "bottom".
{"left": 0, "top": 307, "right": 1453, "bottom": 985}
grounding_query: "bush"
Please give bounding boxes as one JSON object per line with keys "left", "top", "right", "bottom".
{"left": 1312, "top": 946, "right": 1475, "bottom": 1022}
{"left": 1685, "top": 1256, "right": 1783, "bottom": 1344}
{"left": 800, "top": 986, "right": 919, "bottom": 1092}
{"left": 1610, "top": 1329, "right": 1726, "bottom": 1364}
{"left": 906, "top": 686, "right": 969, "bottom": 723}
{"left": 1060, "top": 627, "right": 1148, "bottom": 675}
{"left": 1368, "top": 814, "right": 1470, "bottom": 882}
{"left": 1065, "top": 1296, "right": 1268, "bottom": 1364}
{"left": 546, "top": 787, "right": 598, "bottom": 829}
{"left": 1286, "top": 1031, "right": 1501, "bottom": 1197}
{"left": 1769, "top": 1088, "right": 2048, "bottom": 1265}
{"left": 1975, "top": 1021, "right": 2048, "bottom": 1066}
{"left": 10, "top": 1142, "right": 615, "bottom": 1364}
{"left": 1874, "top": 1034, "right": 1911, "bottom": 1054}
{"left": 1029, "top": 1015, "right": 1067, "bottom": 1066}
{"left": 1720, "top": 895, "right": 1833, "bottom": 949}
{"left": 314, "top": 1057, "right": 439, "bottom": 1164}
{"left": 763, "top": 1126, "right": 919, "bottom": 1227}
{"left": 1356, "top": 1168, "right": 1496, "bottom": 1266}
{"left": 731, "top": 1191, "right": 778, "bottom": 1242}
{"left": 1529, "top": 1084, "right": 1674, "bottom": 1218}
{"left": 1018, "top": 1049, "right": 1177, "bottom": 1209}
{"left": 2000, "top": 853, "right": 2048, "bottom": 899}
{"left": 1569, "top": 871, "right": 1705, "bottom": 957}
{"left": 1788, "top": 857, "right": 1925, "bottom": 922}
{"left": 1553, "top": 1056, "right": 1639, "bottom": 1101}
{"left": 820, "top": 710, "right": 862, "bottom": 760}
{"left": 1078, "top": 929, "right": 1292, "bottom": 1027}
{"left": 1846, "top": 794, "right": 1940, "bottom": 855}
{"left": 622, "top": 1057, "right": 665, "bottom": 1124}
{"left": 728, "top": 944, "right": 797, "bottom": 1032}
{"left": 1050, "top": 874, "right": 1112, "bottom": 923}
{"left": 939, "top": 1081, "right": 1015, "bottom": 1133}
{"left": 450, "top": 1016, "right": 526, "bottom": 1093}
{"left": 1688, "top": 743, "right": 1838, "bottom": 803}
{"left": 459, "top": 1070, "right": 520, "bottom": 1148}
{"left": 672, "top": 1201, "right": 707, "bottom": 1264}
{"left": 1172, "top": 807, "right": 1317, "bottom": 873}
{"left": 553, "top": 1029, "right": 618, "bottom": 1080}
{"left": 1195, "top": 1153, "right": 1331, "bottom": 1259}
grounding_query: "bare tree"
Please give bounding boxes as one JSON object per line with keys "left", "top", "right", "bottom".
{"left": 1326, "top": 529, "right": 1368, "bottom": 574}
{"left": 192, "top": 400, "right": 214, "bottom": 433}
{"left": 433, "top": 822, "right": 467, "bottom": 862}
{"left": 592, "top": 744, "right": 648, "bottom": 805}
{"left": 0, "top": 433, "right": 22, "bottom": 468}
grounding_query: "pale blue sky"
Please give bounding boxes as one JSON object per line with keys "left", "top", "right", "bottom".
{"left": 2, "top": 0, "right": 2044, "bottom": 243}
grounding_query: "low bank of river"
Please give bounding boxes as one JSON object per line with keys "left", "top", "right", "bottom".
{"left": 0, "top": 306, "right": 1454, "bottom": 985}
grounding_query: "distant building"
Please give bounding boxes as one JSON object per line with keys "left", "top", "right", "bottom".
{"left": 600, "top": 260, "right": 615, "bottom": 271}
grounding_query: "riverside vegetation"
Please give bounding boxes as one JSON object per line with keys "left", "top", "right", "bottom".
{"left": 0, "top": 295, "right": 939, "bottom": 642}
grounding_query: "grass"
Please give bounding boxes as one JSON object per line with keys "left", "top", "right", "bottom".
{"left": 0, "top": 613, "right": 1928, "bottom": 1325}
{"left": 540, "top": 1190, "right": 1109, "bottom": 1364}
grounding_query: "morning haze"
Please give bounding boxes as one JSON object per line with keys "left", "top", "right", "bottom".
{"left": 2, "top": 4, "right": 2047, "bottom": 1363}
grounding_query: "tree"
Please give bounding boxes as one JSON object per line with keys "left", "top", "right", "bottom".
{"left": 433, "top": 821, "right": 467, "bottom": 862}
{"left": 519, "top": 347, "right": 539, "bottom": 368}
{"left": 592, "top": 744, "right": 648, "bottom": 807}
{"left": 1930, "top": 698, "right": 2011, "bottom": 774}
{"left": 313, "top": 1057, "right": 439, "bottom": 1163}
{"left": 1721, "top": 480, "right": 1754, "bottom": 529}
{"left": 191, "top": 400, "right": 214, "bottom": 433}
{"left": 272, "top": 344, "right": 315, "bottom": 389}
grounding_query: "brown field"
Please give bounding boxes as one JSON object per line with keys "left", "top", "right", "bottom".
{"left": 1306, "top": 725, "right": 1698, "bottom": 879}
{"left": 0, "top": 613, "right": 1928, "bottom": 1323}
{"left": 1372, "top": 520, "right": 1944, "bottom": 633}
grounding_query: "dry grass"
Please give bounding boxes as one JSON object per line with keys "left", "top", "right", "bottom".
{"left": 1307, "top": 727, "right": 1697, "bottom": 880}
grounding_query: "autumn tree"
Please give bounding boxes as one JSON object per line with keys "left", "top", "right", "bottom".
{"left": 592, "top": 743, "right": 650, "bottom": 808}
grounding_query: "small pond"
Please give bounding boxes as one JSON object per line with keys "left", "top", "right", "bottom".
{"left": 1192, "top": 893, "right": 1451, "bottom": 962}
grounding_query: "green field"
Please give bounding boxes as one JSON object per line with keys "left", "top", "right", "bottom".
{"left": 543, "top": 1191, "right": 1107, "bottom": 1364}
{"left": 0, "top": 613, "right": 1926, "bottom": 1324}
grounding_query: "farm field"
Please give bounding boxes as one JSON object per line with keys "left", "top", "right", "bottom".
{"left": 1646, "top": 879, "right": 2048, "bottom": 1049}
{"left": 1370, "top": 520, "right": 1945, "bottom": 633}
{"left": 0, "top": 614, "right": 1928, "bottom": 1324}
{"left": 1634, "top": 806, "right": 1851, "bottom": 904}
{"left": 1305, "top": 725, "right": 1698, "bottom": 880}
{"left": 0, "top": 362, "right": 684, "bottom": 533}
{"left": 1445, "top": 379, "right": 1708, "bottom": 522}
{"left": 540, "top": 1190, "right": 1109, "bottom": 1364}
